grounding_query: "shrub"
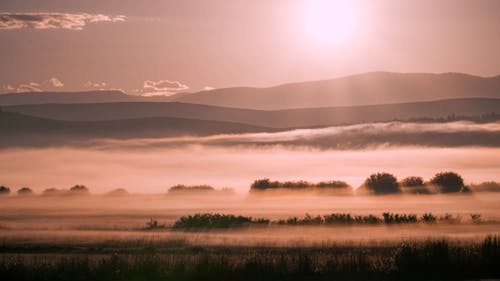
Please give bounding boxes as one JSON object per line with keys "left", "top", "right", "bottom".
{"left": 105, "top": 188, "right": 129, "bottom": 197}
{"left": 383, "top": 213, "right": 418, "bottom": 224}
{"left": 430, "top": 172, "right": 465, "bottom": 193}
{"left": 250, "top": 179, "right": 351, "bottom": 191}
{"left": 145, "top": 218, "right": 165, "bottom": 230}
{"left": 17, "top": 187, "right": 33, "bottom": 196}
{"left": 315, "top": 181, "right": 350, "bottom": 189}
{"left": 421, "top": 213, "right": 437, "bottom": 223}
{"left": 401, "top": 176, "right": 424, "bottom": 187}
{"left": 172, "top": 213, "right": 268, "bottom": 229}
{"left": 251, "top": 179, "right": 272, "bottom": 190}
{"left": 0, "top": 186, "right": 10, "bottom": 195}
{"left": 69, "top": 185, "right": 90, "bottom": 195}
{"left": 471, "top": 214, "right": 482, "bottom": 223}
{"left": 363, "top": 173, "right": 400, "bottom": 194}
{"left": 470, "top": 181, "right": 500, "bottom": 192}
{"left": 42, "top": 188, "right": 64, "bottom": 196}
{"left": 168, "top": 185, "right": 215, "bottom": 193}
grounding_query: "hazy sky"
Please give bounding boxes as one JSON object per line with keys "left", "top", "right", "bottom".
{"left": 1, "top": 0, "right": 500, "bottom": 95}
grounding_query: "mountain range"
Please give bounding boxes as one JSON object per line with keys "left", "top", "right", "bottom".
{"left": 1, "top": 72, "right": 500, "bottom": 109}
{"left": 1, "top": 71, "right": 500, "bottom": 147}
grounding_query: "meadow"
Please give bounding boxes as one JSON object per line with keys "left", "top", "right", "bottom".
{"left": 1, "top": 172, "right": 500, "bottom": 281}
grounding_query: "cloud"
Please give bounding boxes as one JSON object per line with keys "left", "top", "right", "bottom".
{"left": 2, "top": 84, "right": 15, "bottom": 91}
{"left": 141, "top": 79, "right": 189, "bottom": 96}
{"left": 45, "top": 77, "right": 64, "bottom": 88}
{"left": 15, "top": 83, "right": 42, "bottom": 93}
{"left": 84, "top": 81, "right": 107, "bottom": 89}
{"left": 0, "top": 13, "right": 125, "bottom": 30}
{"left": 2, "top": 77, "right": 64, "bottom": 93}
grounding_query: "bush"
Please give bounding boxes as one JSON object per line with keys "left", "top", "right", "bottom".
{"left": 430, "top": 172, "right": 465, "bottom": 193}
{"left": 401, "top": 176, "right": 424, "bottom": 187}
{"left": 250, "top": 179, "right": 351, "bottom": 191}
{"left": 470, "top": 181, "right": 500, "bottom": 192}
{"left": 421, "top": 213, "right": 437, "bottom": 223}
{"left": 17, "top": 187, "right": 33, "bottom": 196}
{"left": 0, "top": 186, "right": 10, "bottom": 195}
{"left": 168, "top": 185, "right": 215, "bottom": 193}
{"left": 383, "top": 212, "right": 418, "bottom": 224}
{"left": 363, "top": 173, "right": 400, "bottom": 194}
{"left": 251, "top": 179, "right": 272, "bottom": 190}
{"left": 42, "top": 188, "right": 65, "bottom": 196}
{"left": 69, "top": 185, "right": 90, "bottom": 195}
{"left": 173, "top": 213, "right": 268, "bottom": 229}
{"left": 105, "top": 188, "right": 129, "bottom": 197}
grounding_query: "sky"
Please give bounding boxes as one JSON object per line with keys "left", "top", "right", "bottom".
{"left": 1, "top": 0, "right": 500, "bottom": 95}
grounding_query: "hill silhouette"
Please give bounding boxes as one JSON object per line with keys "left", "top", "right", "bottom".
{"left": 172, "top": 72, "right": 500, "bottom": 109}
{"left": 4, "top": 98, "right": 500, "bottom": 129}
{"left": 0, "top": 111, "right": 270, "bottom": 147}
{"left": 0, "top": 90, "right": 173, "bottom": 106}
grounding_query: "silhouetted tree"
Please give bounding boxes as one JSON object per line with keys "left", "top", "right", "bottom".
{"left": 364, "top": 173, "right": 400, "bottom": 194}
{"left": 42, "top": 188, "right": 64, "bottom": 196}
{"left": 0, "top": 186, "right": 10, "bottom": 195}
{"left": 251, "top": 179, "right": 272, "bottom": 190}
{"left": 69, "top": 184, "right": 89, "bottom": 195}
{"left": 401, "top": 176, "right": 424, "bottom": 187}
{"left": 430, "top": 172, "right": 465, "bottom": 193}
{"left": 105, "top": 188, "right": 129, "bottom": 197}
{"left": 17, "top": 187, "right": 33, "bottom": 196}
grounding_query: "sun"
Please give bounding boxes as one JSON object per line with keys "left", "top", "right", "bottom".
{"left": 303, "top": 0, "right": 359, "bottom": 46}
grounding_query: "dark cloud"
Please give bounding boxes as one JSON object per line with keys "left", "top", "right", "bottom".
{"left": 0, "top": 13, "right": 125, "bottom": 30}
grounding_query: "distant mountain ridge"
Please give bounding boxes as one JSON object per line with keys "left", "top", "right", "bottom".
{"left": 5, "top": 98, "right": 500, "bottom": 129}
{"left": 0, "top": 90, "right": 173, "bottom": 106}
{"left": 2, "top": 72, "right": 500, "bottom": 109}
{"left": 172, "top": 72, "right": 500, "bottom": 109}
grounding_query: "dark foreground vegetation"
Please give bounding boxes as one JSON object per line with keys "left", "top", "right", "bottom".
{"left": 0, "top": 236, "right": 499, "bottom": 281}
{"left": 171, "top": 212, "right": 482, "bottom": 230}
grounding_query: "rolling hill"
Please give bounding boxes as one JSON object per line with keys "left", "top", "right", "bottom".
{"left": 0, "top": 90, "right": 173, "bottom": 106}
{"left": 4, "top": 98, "right": 500, "bottom": 129}
{"left": 172, "top": 72, "right": 500, "bottom": 109}
{"left": 0, "top": 111, "right": 270, "bottom": 147}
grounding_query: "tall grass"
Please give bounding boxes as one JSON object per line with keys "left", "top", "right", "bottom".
{"left": 0, "top": 236, "right": 499, "bottom": 280}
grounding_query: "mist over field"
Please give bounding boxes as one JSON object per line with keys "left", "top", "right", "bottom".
{"left": 1, "top": 144, "right": 499, "bottom": 193}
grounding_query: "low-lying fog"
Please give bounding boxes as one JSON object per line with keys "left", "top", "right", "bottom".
{"left": 1, "top": 146, "right": 499, "bottom": 193}
{"left": 1, "top": 193, "right": 500, "bottom": 245}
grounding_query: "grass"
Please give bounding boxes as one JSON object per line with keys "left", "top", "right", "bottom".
{"left": 0, "top": 236, "right": 499, "bottom": 280}
{"left": 171, "top": 212, "right": 475, "bottom": 230}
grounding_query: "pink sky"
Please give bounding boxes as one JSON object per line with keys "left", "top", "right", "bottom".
{"left": 1, "top": 0, "right": 500, "bottom": 94}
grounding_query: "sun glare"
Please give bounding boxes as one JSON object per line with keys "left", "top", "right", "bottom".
{"left": 303, "top": 0, "right": 359, "bottom": 46}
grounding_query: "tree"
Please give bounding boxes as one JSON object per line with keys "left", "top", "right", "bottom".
{"left": 42, "top": 188, "right": 64, "bottom": 196}
{"left": 250, "top": 179, "right": 272, "bottom": 190}
{"left": 17, "top": 187, "right": 33, "bottom": 196}
{"left": 0, "top": 186, "right": 10, "bottom": 195}
{"left": 69, "top": 184, "right": 89, "bottom": 195}
{"left": 430, "top": 172, "right": 464, "bottom": 193}
{"left": 401, "top": 176, "right": 424, "bottom": 187}
{"left": 105, "top": 188, "right": 129, "bottom": 197}
{"left": 363, "top": 173, "right": 400, "bottom": 195}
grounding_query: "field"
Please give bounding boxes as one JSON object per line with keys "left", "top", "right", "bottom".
{"left": 1, "top": 192, "right": 500, "bottom": 280}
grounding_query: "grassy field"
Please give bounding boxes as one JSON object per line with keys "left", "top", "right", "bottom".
{"left": 0, "top": 236, "right": 499, "bottom": 280}
{"left": 1, "top": 193, "right": 500, "bottom": 280}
